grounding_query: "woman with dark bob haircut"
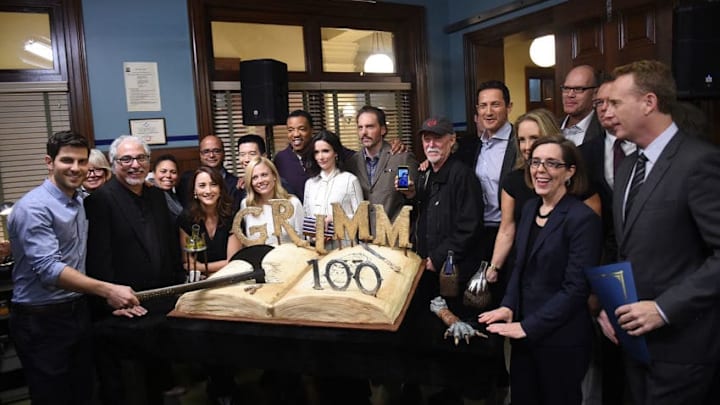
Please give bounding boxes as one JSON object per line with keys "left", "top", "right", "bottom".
{"left": 479, "top": 135, "right": 601, "bottom": 405}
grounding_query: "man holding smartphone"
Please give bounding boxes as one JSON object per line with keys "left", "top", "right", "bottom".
{"left": 346, "top": 105, "right": 418, "bottom": 235}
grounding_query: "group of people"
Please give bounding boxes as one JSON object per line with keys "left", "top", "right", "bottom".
{"left": 4, "top": 58, "right": 719, "bottom": 405}
{"left": 4, "top": 103, "right": 417, "bottom": 404}
{"left": 413, "top": 59, "right": 719, "bottom": 405}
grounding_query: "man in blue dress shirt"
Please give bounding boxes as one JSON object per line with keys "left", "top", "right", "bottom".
{"left": 7, "top": 131, "right": 140, "bottom": 405}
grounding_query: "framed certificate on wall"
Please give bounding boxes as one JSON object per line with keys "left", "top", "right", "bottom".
{"left": 129, "top": 118, "right": 166, "bottom": 145}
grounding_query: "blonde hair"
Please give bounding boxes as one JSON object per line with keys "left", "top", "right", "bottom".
{"left": 88, "top": 149, "right": 112, "bottom": 181}
{"left": 244, "top": 157, "right": 291, "bottom": 207}
{"left": 513, "top": 108, "right": 562, "bottom": 169}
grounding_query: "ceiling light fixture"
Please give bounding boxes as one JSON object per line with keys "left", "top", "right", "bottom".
{"left": 364, "top": 32, "right": 394, "bottom": 73}
{"left": 24, "top": 39, "right": 53, "bottom": 61}
{"left": 529, "top": 34, "right": 555, "bottom": 68}
{"left": 341, "top": 104, "right": 357, "bottom": 124}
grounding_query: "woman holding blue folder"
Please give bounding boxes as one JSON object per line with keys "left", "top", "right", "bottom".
{"left": 478, "top": 136, "right": 602, "bottom": 405}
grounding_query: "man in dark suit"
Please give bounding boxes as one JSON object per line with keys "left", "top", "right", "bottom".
{"left": 346, "top": 105, "right": 419, "bottom": 235}
{"left": 177, "top": 134, "right": 243, "bottom": 211}
{"left": 580, "top": 77, "right": 636, "bottom": 264}
{"left": 601, "top": 60, "right": 720, "bottom": 405}
{"left": 85, "top": 135, "right": 184, "bottom": 405}
{"left": 581, "top": 77, "right": 636, "bottom": 405}
{"left": 560, "top": 65, "right": 603, "bottom": 146}
{"left": 457, "top": 80, "right": 517, "bottom": 275}
{"left": 456, "top": 81, "right": 517, "bottom": 395}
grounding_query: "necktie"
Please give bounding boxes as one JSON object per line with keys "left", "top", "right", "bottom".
{"left": 613, "top": 139, "right": 625, "bottom": 175}
{"left": 624, "top": 153, "right": 647, "bottom": 221}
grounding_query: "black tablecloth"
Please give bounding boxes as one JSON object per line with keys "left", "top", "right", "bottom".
{"left": 94, "top": 286, "right": 503, "bottom": 386}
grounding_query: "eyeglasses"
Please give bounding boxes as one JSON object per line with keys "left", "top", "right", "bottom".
{"left": 87, "top": 168, "right": 106, "bottom": 176}
{"left": 528, "top": 158, "right": 568, "bottom": 170}
{"left": 200, "top": 148, "right": 223, "bottom": 156}
{"left": 115, "top": 155, "right": 149, "bottom": 166}
{"left": 560, "top": 85, "right": 597, "bottom": 95}
{"left": 592, "top": 99, "right": 608, "bottom": 108}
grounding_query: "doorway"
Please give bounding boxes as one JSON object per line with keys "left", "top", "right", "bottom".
{"left": 525, "top": 66, "right": 555, "bottom": 113}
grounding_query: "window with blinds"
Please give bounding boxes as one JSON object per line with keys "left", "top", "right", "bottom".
{"left": 210, "top": 83, "right": 413, "bottom": 177}
{"left": 0, "top": 83, "right": 70, "bottom": 240}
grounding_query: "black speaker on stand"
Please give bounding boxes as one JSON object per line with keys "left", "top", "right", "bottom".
{"left": 240, "top": 59, "right": 289, "bottom": 157}
{"left": 673, "top": 2, "right": 720, "bottom": 98}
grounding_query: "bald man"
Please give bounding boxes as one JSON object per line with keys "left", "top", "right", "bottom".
{"left": 560, "top": 65, "right": 604, "bottom": 146}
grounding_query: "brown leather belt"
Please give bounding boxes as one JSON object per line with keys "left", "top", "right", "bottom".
{"left": 11, "top": 296, "right": 86, "bottom": 315}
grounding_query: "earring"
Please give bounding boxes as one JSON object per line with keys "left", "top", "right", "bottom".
{"left": 193, "top": 193, "right": 198, "bottom": 200}
{"left": 565, "top": 178, "right": 571, "bottom": 186}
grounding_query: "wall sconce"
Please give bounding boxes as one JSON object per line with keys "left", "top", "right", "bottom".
{"left": 340, "top": 104, "right": 357, "bottom": 124}
{"left": 364, "top": 32, "right": 394, "bottom": 73}
{"left": 529, "top": 34, "right": 555, "bottom": 67}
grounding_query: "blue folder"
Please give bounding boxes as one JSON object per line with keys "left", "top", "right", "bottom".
{"left": 584, "top": 262, "right": 651, "bottom": 364}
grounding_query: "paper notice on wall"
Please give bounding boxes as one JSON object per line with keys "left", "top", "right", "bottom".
{"left": 124, "top": 62, "right": 162, "bottom": 112}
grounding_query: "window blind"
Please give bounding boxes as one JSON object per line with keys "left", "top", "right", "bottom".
{"left": 0, "top": 83, "right": 70, "bottom": 240}
{"left": 210, "top": 82, "right": 413, "bottom": 178}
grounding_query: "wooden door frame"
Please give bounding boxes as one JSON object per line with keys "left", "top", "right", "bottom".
{"left": 0, "top": 0, "right": 94, "bottom": 141}
{"left": 463, "top": 0, "right": 672, "bottom": 130}
{"left": 463, "top": 7, "right": 555, "bottom": 133}
{"left": 187, "top": 0, "right": 429, "bottom": 141}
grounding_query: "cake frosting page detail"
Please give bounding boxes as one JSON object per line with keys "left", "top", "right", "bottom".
{"left": 173, "top": 244, "right": 421, "bottom": 327}
{"left": 173, "top": 200, "right": 423, "bottom": 328}
{"left": 273, "top": 245, "right": 422, "bottom": 324}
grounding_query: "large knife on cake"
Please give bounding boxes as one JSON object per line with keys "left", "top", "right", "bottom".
{"left": 135, "top": 244, "right": 275, "bottom": 302}
{"left": 135, "top": 269, "right": 263, "bottom": 301}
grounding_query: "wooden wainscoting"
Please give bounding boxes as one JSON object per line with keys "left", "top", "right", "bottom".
{"left": 152, "top": 146, "right": 200, "bottom": 175}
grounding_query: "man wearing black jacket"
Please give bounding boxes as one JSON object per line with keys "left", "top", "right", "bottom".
{"left": 401, "top": 116, "right": 484, "bottom": 312}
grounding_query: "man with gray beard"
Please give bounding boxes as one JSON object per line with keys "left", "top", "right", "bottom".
{"left": 85, "top": 135, "right": 183, "bottom": 404}
{"left": 398, "top": 116, "right": 486, "bottom": 402}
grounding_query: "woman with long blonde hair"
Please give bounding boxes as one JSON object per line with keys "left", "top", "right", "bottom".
{"left": 241, "top": 157, "right": 304, "bottom": 245}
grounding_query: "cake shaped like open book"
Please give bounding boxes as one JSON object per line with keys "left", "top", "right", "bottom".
{"left": 173, "top": 243, "right": 423, "bottom": 329}
{"left": 172, "top": 201, "right": 423, "bottom": 330}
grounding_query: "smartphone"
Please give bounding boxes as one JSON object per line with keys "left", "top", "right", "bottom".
{"left": 397, "top": 165, "right": 410, "bottom": 190}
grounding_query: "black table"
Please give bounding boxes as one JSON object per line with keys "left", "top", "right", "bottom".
{"left": 94, "top": 294, "right": 503, "bottom": 387}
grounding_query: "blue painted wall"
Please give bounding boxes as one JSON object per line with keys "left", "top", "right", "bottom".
{"left": 82, "top": 0, "right": 197, "bottom": 149}
{"left": 80, "top": 0, "right": 564, "bottom": 145}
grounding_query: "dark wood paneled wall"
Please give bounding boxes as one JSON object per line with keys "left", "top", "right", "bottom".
{"left": 463, "top": 0, "right": 720, "bottom": 143}
{"left": 153, "top": 146, "right": 200, "bottom": 175}
{"left": 554, "top": 2, "right": 673, "bottom": 113}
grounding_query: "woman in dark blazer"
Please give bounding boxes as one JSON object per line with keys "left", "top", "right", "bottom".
{"left": 479, "top": 135, "right": 602, "bottom": 405}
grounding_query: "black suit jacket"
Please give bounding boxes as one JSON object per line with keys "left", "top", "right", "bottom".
{"left": 85, "top": 178, "right": 183, "bottom": 313}
{"left": 502, "top": 194, "right": 601, "bottom": 347}
{"left": 583, "top": 112, "right": 603, "bottom": 145}
{"left": 580, "top": 132, "right": 617, "bottom": 262}
{"left": 614, "top": 130, "right": 720, "bottom": 363}
{"left": 562, "top": 111, "right": 603, "bottom": 145}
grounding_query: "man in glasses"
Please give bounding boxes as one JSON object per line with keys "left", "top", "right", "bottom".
{"left": 177, "top": 134, "right": 243, "bottom": 211}
{"left": 560, "top": 65, "right": 604, "bottom": 146}
{"left": 85, "top": 135, "right": 184, "bottom": 405}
